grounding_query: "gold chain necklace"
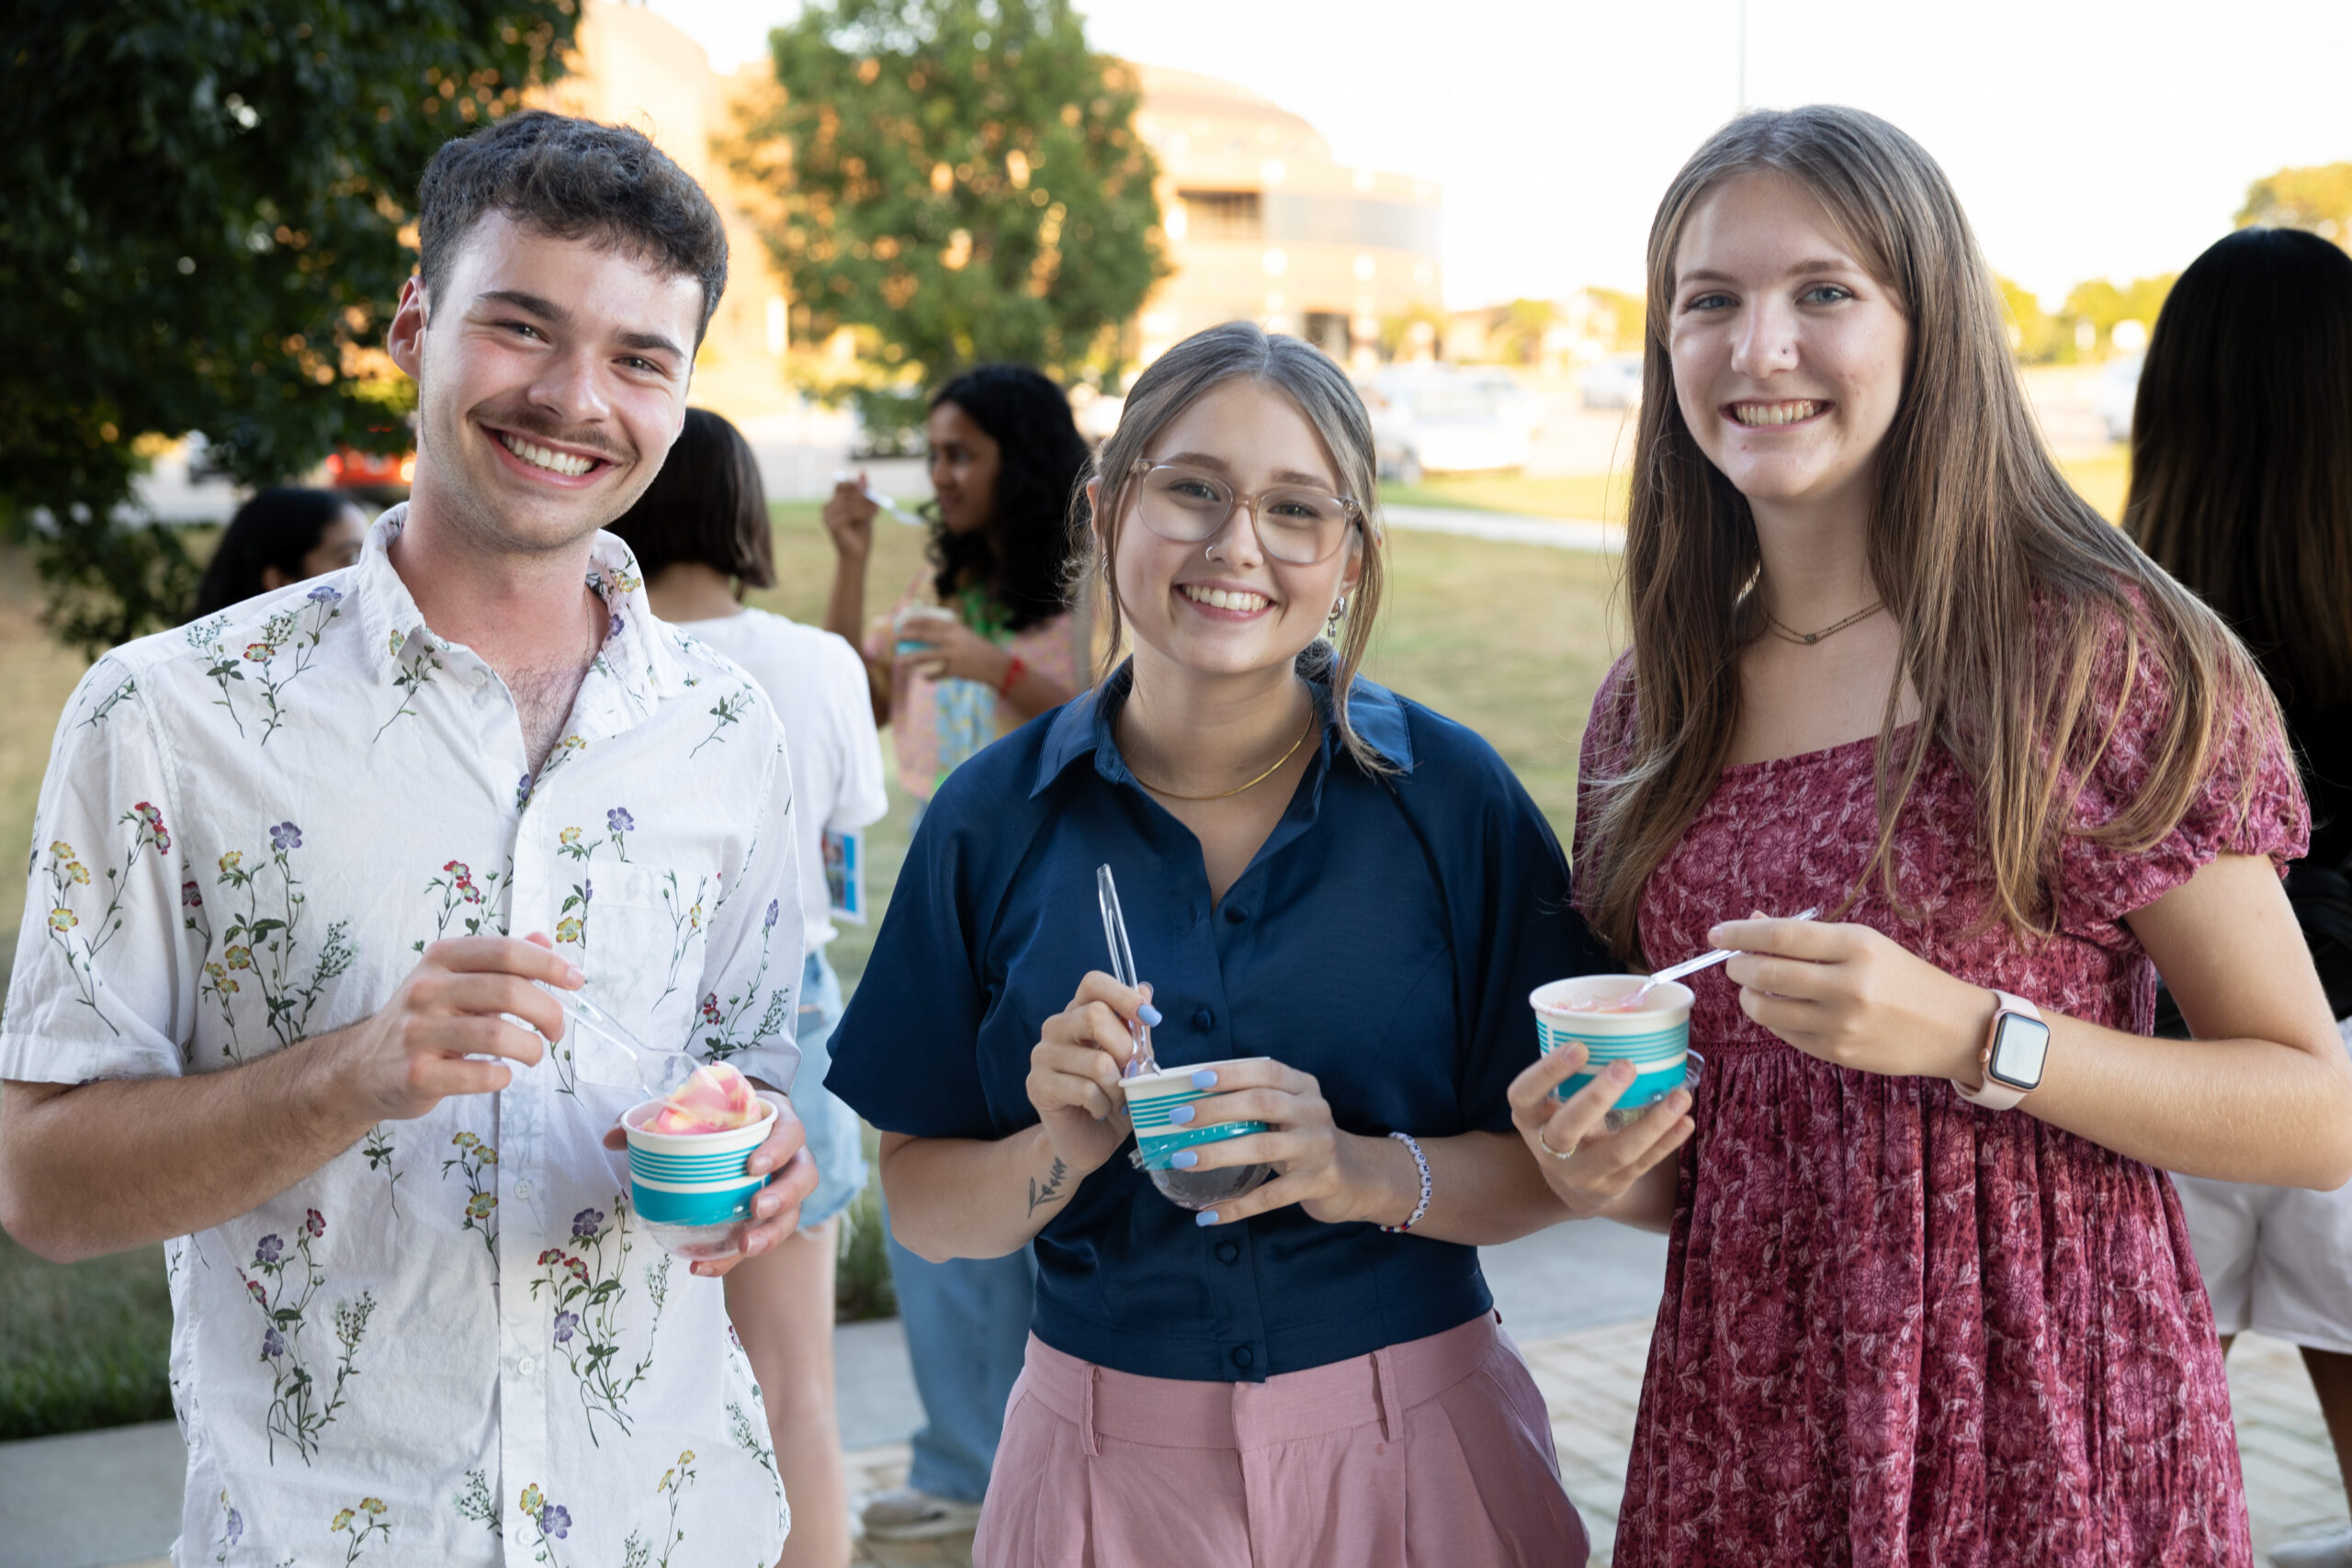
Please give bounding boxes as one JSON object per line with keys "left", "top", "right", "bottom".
{"left": 1765, "top": 600, "right": 1885, "bottom": 646}
{"left": 1129, "top": 711, "right": 1317, "bottom": 802}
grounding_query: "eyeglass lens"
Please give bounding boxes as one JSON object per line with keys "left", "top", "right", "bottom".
{"left": 1135, "top": 467, "right": 1351, "bottom": 564}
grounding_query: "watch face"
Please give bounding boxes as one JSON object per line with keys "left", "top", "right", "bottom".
{"left": 1988, "top": 1012, "right": 2052, "bottom": 1090}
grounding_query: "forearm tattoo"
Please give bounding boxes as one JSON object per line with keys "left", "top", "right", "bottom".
{"left": 1026, "top": 1156, "right": 1069, "bottom": 1217}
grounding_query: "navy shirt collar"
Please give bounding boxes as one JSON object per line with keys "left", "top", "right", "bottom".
{"left": 1031, "top": 657, "right": 1416, "bottom": 800}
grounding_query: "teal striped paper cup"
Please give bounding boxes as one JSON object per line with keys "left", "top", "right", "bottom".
{"left": 622, "top": 1097, "right": 775, "bottom": 1261}
{"left": 1122, "top": 1060, "right": 1271, "bottom": 1171}
{"left": 1530, "top": 976, "right": 1698, "bottom": 1131}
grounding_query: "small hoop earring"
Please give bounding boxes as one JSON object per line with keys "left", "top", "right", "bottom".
{"left": 1324, "top": 594, "right": 1349, "bottom": 638}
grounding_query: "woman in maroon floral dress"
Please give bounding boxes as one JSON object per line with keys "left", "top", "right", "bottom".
{"left": 1500, "top": 107, "right": 2352, "bottom": 1566}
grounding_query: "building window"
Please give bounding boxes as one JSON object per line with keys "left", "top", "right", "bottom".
{"left": 1177, "top": 189, "right": 1262, "bottom": 239}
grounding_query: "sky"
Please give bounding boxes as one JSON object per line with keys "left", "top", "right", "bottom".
{"left": 644, "top": 0, "right": 2352, "bottom": 311}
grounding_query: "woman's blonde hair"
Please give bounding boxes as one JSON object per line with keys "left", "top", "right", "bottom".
{"left": 1579, "top": 105, "right": 2269, "bottom": 963}
{"left": 1070, "top": 321, "right": 1391, "bottom": 772}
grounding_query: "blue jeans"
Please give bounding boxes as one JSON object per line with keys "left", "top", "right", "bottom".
{"left": 792, "top": 948, "right": 868, "bottom": 1229}
{"left": 884, "top": 1205, "right": 1035, "bottom": 1502}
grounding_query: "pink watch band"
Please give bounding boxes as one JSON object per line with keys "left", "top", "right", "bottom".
{"left": 1953, "top": 990, "right": 2041, "bottom": 1111}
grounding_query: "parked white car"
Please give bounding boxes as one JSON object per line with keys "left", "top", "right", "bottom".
{"left": 1578, "top": 354, "right": 1645, "bottom": 411}
{"left": 1364, "top": 368, "right": 1534, "bottom": 480}
{"left": 2098, "top": 354, "right": 2143, "bottom": 445}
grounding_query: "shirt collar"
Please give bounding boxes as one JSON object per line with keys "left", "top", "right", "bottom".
{"left": 1030, "top": 657, "right": 1416, "bottom": 799}
{"left": 354, "top": 504, "right": 684, "bottom": 708}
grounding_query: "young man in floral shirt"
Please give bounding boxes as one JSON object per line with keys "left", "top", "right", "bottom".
{"left": 0, "top": 111, "right": 817, "bottom": 1565}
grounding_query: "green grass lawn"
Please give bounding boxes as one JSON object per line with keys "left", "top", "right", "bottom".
{"left": 1381, "top": 471, "right": 1631, "bottom": 523}
{"left": 0, "top": 1228, "right": 175, "bottom": 1438}
{"left": 1380, "top": 449, "right": 2131, "bottom": 527}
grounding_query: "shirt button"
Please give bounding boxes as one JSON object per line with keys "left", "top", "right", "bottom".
{"left": 515, "top": 1356, "right": 537, "bottom": 1377}
{"left": 1230, "top": 1345, "right": 1255, "bottom": 1370}
{"left": 513, "top": 1179, "right": 534, "bottom": 1200}
{"left": 1215, "top": 1240, "right": 1239, "bottom": 1264}
{"left": 471, "top": 669, "right": 489, "bottom": 689}
{"left": 1193, "top": 1009, "right": 1215, "bottom": 1032}
{"left": 1225, "top": 905, "right": 1250, "bottom": 923}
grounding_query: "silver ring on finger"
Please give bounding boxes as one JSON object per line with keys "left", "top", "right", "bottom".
{"left": 1536, "top": 1126, "right": 1579, "bottom": 1161}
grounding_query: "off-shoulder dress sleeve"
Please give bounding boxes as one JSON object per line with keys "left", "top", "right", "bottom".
{"left": 2052, "top": 632, "right": 2308, "bottom": 942}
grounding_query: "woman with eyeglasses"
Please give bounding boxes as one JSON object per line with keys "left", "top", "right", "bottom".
{"left": 827, "top": 322, "right": 1656, "bottom": 1565}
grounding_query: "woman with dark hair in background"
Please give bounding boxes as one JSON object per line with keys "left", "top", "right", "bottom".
{"left": 2129, "top": 227, "right": 2352, "bottom": 1568}
{"left": 818, "top": 365, "right": 1091, "bottom": 1543}
{"left": 609, "top": 407, "right": 890, "bottom": 1568}
{"left": 824, "top": 364, "right": 1092, "bottom": 795}
{"left": 191, "top": 487, "right": 368, "bottom": 617}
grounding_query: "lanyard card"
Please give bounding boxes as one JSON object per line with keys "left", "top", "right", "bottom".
{"left": 823, "top": 827, "right": 866, "bottom": 925}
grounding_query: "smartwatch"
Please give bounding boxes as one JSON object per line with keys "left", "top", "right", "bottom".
{"left": 1953, "top": 990, "right": 2050, "bottom": 1111}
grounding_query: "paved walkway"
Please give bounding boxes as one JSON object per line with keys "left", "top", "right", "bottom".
{"left": 10, "top": 1231, "right": 2344, "bottom": 1566}
{"left": 1380, "top": 502, "right": 1621, "bottom": 553}
{"left": 843, "top": 1325, "right": 2349, "bottom": 1568}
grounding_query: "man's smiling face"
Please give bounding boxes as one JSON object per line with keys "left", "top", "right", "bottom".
{"left": 388, "top": 209, "right": 706, "bottom": 555}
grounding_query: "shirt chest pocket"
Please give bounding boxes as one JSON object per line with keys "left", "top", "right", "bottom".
{"left": 569, "top": 862, "right": 712, "bottom": 1068}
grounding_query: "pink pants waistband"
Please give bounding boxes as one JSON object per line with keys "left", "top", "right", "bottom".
{"left": 1015, "top": 1312, "right": 1504, "bottom": 1454}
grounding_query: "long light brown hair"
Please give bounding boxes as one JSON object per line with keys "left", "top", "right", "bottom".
{"left": 1580, "top": 106, "right": 2268, "bottom": 964}
{"left": 2127, "top": 227, "right": 2352, "bottom": 712}
{"left": 1069, "top": 321, "right": 1390, "bottom": 773}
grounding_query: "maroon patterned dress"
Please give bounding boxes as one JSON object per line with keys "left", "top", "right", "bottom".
{"left": 1576, "top": 643, "right": 2308, "bottom": 1567}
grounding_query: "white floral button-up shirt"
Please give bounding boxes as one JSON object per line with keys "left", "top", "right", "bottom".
{"left": 3, "top": 509, "right": 803, "bottom": 1567}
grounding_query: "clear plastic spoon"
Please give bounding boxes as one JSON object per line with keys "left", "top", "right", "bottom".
{"left": 545, "top": 983, "right": 696, "bottom": 1101}
{"left": 1096, "top": 864, "right": 1159, "bottom": 1078}
{"left": 1628, "top": 906, "right": 1822, "bottom": 1007}
{"left": 832, "top": 469, "right": 929, "bottom": 527}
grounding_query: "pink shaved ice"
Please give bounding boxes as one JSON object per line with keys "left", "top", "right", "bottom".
{"left": 647, "top": 1062, "right": 763, "bottom": 1134}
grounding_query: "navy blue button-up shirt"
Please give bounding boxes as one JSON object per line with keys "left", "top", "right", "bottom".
{"left": 826, "top": 662, "right": 1603, "bottom": 1381}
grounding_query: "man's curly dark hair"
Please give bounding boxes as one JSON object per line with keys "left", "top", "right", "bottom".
{"left": 416, "top": 109, "right": 728, "bottom": 344}
{"left": 926, "top": 366, "right": 1091, "bottom": 634}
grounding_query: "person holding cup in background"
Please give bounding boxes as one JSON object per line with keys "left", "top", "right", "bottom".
{"left": 826, "top": 322, "right": 1640, "bottom": 1565}
{"left": 821, "top": 364, "right": 1091, "bottom": 792}
{"left": 609, "top": 405, "right": 891, "bottom": 1568}
{"left": 1521, "top": 107, "right": 2352, "bottom": 1568}
{"left": 820, "top": 364, "right": 1091, "bottom": 1543}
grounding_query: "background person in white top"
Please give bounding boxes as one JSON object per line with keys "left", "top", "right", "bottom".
{"left": 611, "top": 406, "right": 889, "bottom": 1568}
{"left": 0, "top": 111, "right": 819, "bottom": 1566}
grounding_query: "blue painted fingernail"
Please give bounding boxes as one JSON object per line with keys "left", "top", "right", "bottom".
{"left": 1191, "top": 1068, "right": 1217, "bottom": 1089}
{"left": 1170, "top": 1105, "right": 1194, "bottom": 1125}
{"left": 1138, "top": 1003, "right": 1164, "bottom": 1027}
{"left": 1171, "top": 1150, "right": 1198, "bottom": 1168}
{"left": 1195, "top": 1210, "right": 1219, "bottom": 1226}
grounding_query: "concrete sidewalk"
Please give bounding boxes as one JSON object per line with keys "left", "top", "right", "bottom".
{"left": 7, "top": 1222, "right": 2346, "bottom": 1566}
{"left": 842, "top": 1325, "right": 2352, "bottom": 1568}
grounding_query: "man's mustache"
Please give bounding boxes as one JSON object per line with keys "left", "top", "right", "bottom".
{"left": 475, "top": 407, "right": 631, "bottom": 467}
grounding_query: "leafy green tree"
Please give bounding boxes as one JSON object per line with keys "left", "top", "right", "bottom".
{"left": 0, "top": 0, "right": 577, "bottom": 658}
{"left": 1487, "top": 299, "right": 1555, "bottom": 366}
{"left": 1996, "top": 276, "right": 2064, "bottom": 364}
{"left": 730, "top": 0, "right": 1166, "bottom": 424}
{"left": 1585, "top": 288, "right": 1646, "bottom": 355}
{"left": 2060, "top": 273, "right": 2176, "bottom": 358}
{"left": 2237, "top": 163, "right": 2352, "bottom": 245}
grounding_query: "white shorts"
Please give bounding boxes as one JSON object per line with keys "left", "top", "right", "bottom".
{"left": 2173, "top": 1017, "right": 2352, "bottom": 1355}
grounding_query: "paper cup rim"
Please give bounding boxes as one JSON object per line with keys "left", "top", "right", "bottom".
{"left": 1121, "top": 1058, "right": 1274, "bottom": 1101}
{"left": 1529, "top": 975, "right": 1694, "bottom": 1020}
{"left": 622, "top": 1096, "right": 776, "bottom": 1152}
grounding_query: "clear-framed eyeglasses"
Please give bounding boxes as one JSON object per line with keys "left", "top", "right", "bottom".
{"left": 1126, "top": 459, "right": 1362, "bottom": 566}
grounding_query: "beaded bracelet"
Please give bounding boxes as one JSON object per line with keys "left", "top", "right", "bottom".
{"left": 997, "top": 654, "right": 1028, "bottom": 697}
{"left": 1378, "top": 1130, "right": 1432, "bottom": 1235}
